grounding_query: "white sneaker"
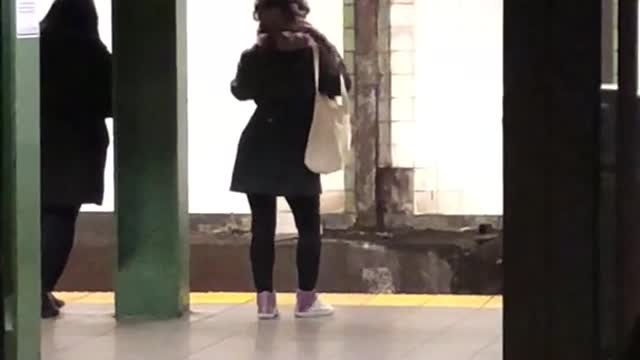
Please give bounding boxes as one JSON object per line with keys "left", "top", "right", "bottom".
{"left": 295, "top": 290, "right": 334, "bottom": 318}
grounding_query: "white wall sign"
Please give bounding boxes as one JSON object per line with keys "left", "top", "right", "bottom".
{"left": 16, "top": 0, "right": 39, "bottom": 39}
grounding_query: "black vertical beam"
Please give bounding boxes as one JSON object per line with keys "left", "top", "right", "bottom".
{"left": 503, "top": 1, "right": 602, "bottom": 359}
{"left": 0, "top": 3, "right": 5, "bottom": 357}
{"left": 598, "top": 87, "right": 618, "bottom": 358}
{"left": 0, "top": 216, "right": 3, "bottom": 360}
{"left": 602, "top": 0, "right": 616, "bottom": 84}
{"left": 616, "top": 0, "right": 640, "bottom": 357}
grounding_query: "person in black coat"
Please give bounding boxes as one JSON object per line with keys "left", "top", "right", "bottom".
{"left": 230, "top": 0, "right": 351, "bottom": 319}
{"left": 39, "top": 0, "right": 111, "bottom": 318}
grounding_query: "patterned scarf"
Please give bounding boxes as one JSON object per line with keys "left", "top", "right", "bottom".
{"left": 257, "top": 19, "right": 351, "bottom": 90}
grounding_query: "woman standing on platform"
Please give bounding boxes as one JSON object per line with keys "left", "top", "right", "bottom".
{"left": 230, "top": 0, "right": 351, "bottom": 319}
{"left": 39, "top": 0, "right": 111, "bottom": 318}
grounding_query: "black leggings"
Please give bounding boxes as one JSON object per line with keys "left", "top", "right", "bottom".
{"left": 41, "top": 205, "right": 80, "bottom": 294}
{"left": 248, "top": 194, "right": 322, "bottom": 292}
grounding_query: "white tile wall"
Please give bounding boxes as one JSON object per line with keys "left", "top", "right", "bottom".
{"left": 390, "top": 27, "right": 414, "bottom": 51}
{"left": 391, "top": 143, "right": 415, "bottom": 168}
{"left": 390, "top": 4, "right": 416, "bottom": 27}
{"left": 414, "top": 167, "right": 438, "bottom": 192}
{"left": 413, "top": 0, "right": 504, "bottom": 215}
{"left": 391, "top": 97, "right": 415, "bottom": 121}
{"left": 390, "top": 121, "right": 415, "bottom": 148}
{"left": 390, "top": 51, "right": 415, "bottom": 74}
{"left": 389, "top": 1, "right": 416, "bottom": 169}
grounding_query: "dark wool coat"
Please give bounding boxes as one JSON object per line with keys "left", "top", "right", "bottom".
{"left": 230, "top": 44, "right": 350, "bottom": 196}
{"left": 40, "top": 32, "right": 112, "bottom": 206}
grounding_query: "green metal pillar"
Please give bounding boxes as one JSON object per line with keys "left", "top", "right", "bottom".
{"left": 1, "top": 0, "right": 41, "bottom": 359}
{"left": 112, "top": 0, "right": 189, "bottom": 319}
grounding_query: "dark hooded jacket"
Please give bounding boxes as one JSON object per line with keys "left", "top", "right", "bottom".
{"left": 230, "top": 30, "right": 351, "bottom": 196}
{"left": 40, "top": 0, "right": 112, "bottom": 206}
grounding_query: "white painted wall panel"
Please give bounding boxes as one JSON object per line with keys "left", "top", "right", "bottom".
{"left": 413, "top": 0, "right": 503, "bottom": 215}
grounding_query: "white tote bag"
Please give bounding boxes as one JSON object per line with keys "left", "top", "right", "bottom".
{"left": 304, "top": 45, "right": 352, "bottom": 174}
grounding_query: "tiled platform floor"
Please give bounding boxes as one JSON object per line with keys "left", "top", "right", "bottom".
{"left": 42, "top": 298, "right": 502, "bottom": 360}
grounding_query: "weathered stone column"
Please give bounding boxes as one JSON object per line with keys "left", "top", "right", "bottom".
{"left": 352, "top": 0, "right": 380, "bottom": 228}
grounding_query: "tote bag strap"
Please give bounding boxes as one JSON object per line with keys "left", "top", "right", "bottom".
{"left": 340, "top": 74, "right": 351, "bottom": 114}
{"left": 312, "top": 44, "right": 351, "bottom": 113}
{"left": 312, "top": 44, "right": 320, "bottom": 93}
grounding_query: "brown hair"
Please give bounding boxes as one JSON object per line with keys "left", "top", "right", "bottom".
{"left": 253, "top": 0, "right": 310, "bottom": 21}
{"left": 253, "top": 0, "right": 352, "bottom": 91}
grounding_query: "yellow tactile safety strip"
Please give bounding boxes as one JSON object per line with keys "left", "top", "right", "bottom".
{"left": 53, "top": 292, "right": 503, "bottom": 309}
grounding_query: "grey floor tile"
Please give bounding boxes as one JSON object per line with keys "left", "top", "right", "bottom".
{"left": 189, "top": 332, "right": 344, "bottom": 360}
{"left": 470, "top": 341, "right": 502, "bottom": 360}
{"left": 44, "top": 304, "right": 240, "bottom": 360}
{"left": 402, "top": 310, "right": 501, "bottom": 360}
{"left": 320, "top": 307, "right": 477, "bottom": 360}
{"left": 42, "top": 308, "right": 116, "bottom": 355}
{"left": 42, "top": 304, "right": 503, "bottom": 360}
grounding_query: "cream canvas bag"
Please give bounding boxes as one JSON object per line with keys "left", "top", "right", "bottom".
{"left": 304, "top": 45, "right": 352, "bottom": 174}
